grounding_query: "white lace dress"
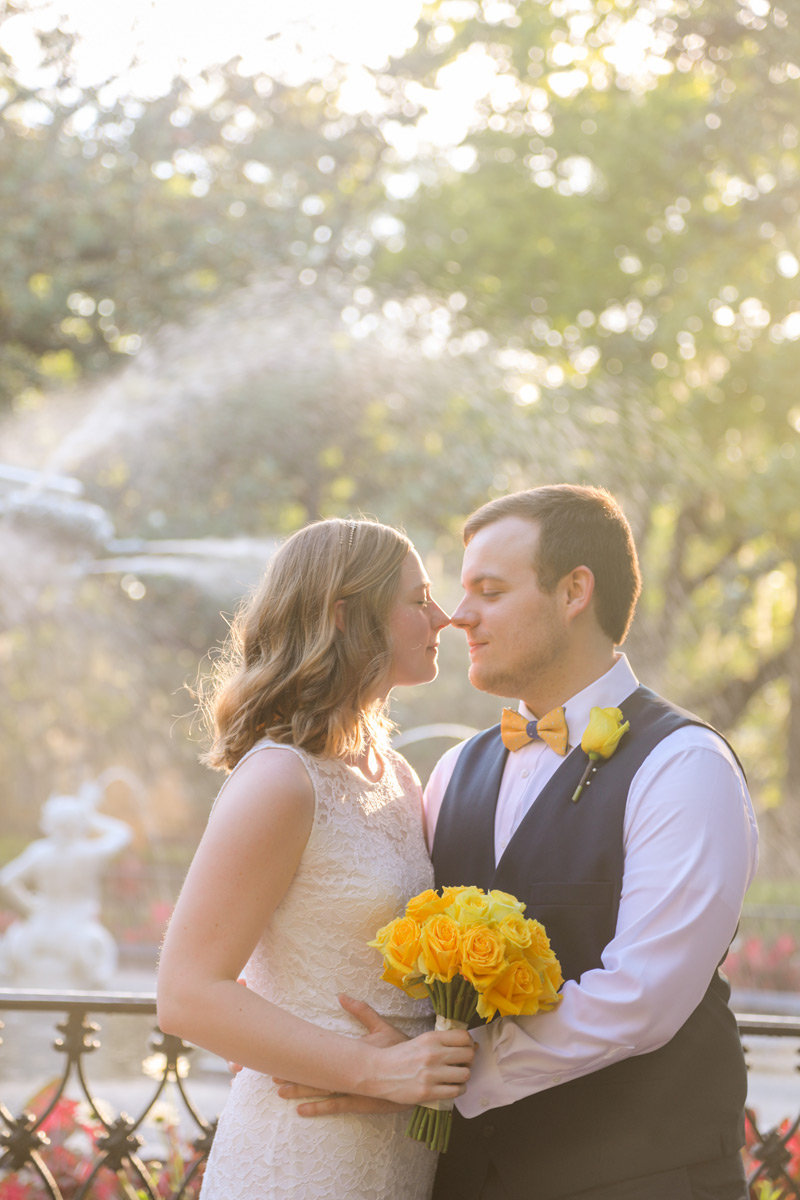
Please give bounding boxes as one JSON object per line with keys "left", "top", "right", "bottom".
{"left": 199, "top": 739, "right": 437, "bottom": 1200}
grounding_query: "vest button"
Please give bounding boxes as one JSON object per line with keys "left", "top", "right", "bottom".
{"left": 482, "top": 1124, "right": 495, "bottom": 1139}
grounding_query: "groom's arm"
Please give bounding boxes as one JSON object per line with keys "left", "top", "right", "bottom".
{"left": 450, "top": 727, "right": 758, "bottom": 1116}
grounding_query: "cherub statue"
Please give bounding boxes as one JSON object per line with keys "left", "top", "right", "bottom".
{"left": 0, "top": 780, "right": 132, "bottom": 988}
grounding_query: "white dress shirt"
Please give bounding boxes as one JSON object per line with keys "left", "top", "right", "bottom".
{"left": 422, "top": 655, "right": 759, "bottom": 1118}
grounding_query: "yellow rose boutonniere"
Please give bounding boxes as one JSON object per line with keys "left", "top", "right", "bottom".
{"left": 571, "top": 706, "right": 630, "bottom": 803}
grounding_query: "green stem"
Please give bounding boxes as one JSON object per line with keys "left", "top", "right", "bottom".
{"left": 442, "top": 1110, "right": 453, "bottom": 1153}
{"left": 435, "top": 979, "right": 445, "bottom": 1017}
{"left": 452, "top": 975, "right": 464, "bottom": 1023}
{"left": 572, "top": 754, "right": 599, "bottom": 803}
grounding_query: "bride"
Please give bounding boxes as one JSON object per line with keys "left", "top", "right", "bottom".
{"left": 156, "top": 517, "right": 474, "bottom": 1200}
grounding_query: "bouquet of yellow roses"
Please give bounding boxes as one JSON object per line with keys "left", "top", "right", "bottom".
{"left": 369, "top": 885, "right": 563, "bottom": 1153}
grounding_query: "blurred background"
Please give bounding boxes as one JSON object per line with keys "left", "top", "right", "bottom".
{"left": 1, "top": 0, "right": 799, "bottom": 996}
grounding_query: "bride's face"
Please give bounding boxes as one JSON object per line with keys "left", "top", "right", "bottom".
{"left": 386, "top": 550, "right": 450, "bottom": 689}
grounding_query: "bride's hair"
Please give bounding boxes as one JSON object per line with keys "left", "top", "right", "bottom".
{"left": 201, "top": 518, "right": 412, "bottom": 770}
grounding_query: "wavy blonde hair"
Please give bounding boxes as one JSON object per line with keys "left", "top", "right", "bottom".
{"left": 201, "top": 518, "right": 412, "bottom": 771}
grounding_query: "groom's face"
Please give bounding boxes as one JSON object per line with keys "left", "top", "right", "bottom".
{"left": 450, "top": 516, "right": 568, "bottom": 711}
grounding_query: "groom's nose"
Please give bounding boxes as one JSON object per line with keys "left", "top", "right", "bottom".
{"left": 450, "top": 597, "right": 474, "bottom": 628}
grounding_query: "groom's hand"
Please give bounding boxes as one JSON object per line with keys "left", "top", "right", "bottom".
{"left": 273, "top": 993, "right": 412, "bottom": 1116}
{"left": 273, "top": 1082, "right": 411, "bottom": 1117}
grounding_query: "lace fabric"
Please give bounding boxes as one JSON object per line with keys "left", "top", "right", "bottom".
{"left": 200, "top": 739, "right": 437, "bottom": 1200}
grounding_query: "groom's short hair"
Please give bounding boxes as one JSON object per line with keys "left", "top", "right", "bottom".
{"left": 463, "top": 485, "right": 642, "bottom": 645}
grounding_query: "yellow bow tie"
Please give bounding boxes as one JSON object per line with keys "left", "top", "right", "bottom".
{"left": 500, "top": 707, "right": 569, "bottom": 755}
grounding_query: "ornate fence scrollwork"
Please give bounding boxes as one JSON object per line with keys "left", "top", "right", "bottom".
{"left": 738, "top": 1013, "right": 800, "bottom": 1199}
{"left": 0, "top": 990, "right": 216, "bottom": 1200}
{"left": 1, "top": 993, "right": 800, "bottom": 1198}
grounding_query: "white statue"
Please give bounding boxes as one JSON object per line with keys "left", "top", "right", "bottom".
{"left": 0, "top": 780, "right": 132, "bottom": 989}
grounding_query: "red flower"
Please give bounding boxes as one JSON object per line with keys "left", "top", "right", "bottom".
{"left": 0, "top": 1180, "right": 34, "bottom": 1199}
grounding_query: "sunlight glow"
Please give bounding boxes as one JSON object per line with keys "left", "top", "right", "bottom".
{"left": 2, "top": 0, "right": 683, "bottom": 156}
{"left": 1, "top": 0, "right": 423, "bottom": 94}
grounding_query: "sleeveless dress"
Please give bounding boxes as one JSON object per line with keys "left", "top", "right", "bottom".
{"left": 199, "top": 739, "right": 438, "bottom": 1200}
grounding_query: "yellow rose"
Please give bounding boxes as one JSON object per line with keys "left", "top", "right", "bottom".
{"left": 459, "top": 924, "right": 507, "bottom": 990}
{"left": 580, "top": 707, "right": 629, "bottom": 759}
{"left": 542, "top": 958, "right": 564, "bottom": 1002}
{"left": 520, "top": 946, "right": 563, "bottom": 1007}
{"left": 488, "top": 889, "right": 527, "bottom": 921}
{"left": 498, "top": 914, "right": 533, "bottom": 953}
{"left": 405, "top": 889, "right": 449, "bottom": 922}
{"left": 419, "top": 914, "right": 461, "bottom": 983}
{"left": 518, "top": 920, "right": 563, "bottom": 1003}
{"left": 380, "top": 965, "right": 428, "bottom": 999}
{"left": 525, "top": 918, "right": 553, "bottom": 959}
{"left": 368, "top": 915, "right": 422, "bottom": 982}
{"left": 448, "top": 886, "right": 494, "bottom": 925}
{"left": 476, "top": 957, "right": 543, "bottom": 1022}
{"left": 405, "top": 886, "right": 464, "bottom": 922}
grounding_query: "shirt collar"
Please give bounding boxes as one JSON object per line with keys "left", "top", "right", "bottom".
{"left": 519, "top": 654, "right": 639, "bottom": 750}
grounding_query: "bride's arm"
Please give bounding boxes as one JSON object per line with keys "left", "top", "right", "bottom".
{"left": 156, "top": 748, "right": 473, "bottom": 1105}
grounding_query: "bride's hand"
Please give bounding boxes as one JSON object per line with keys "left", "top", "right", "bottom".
{"left": 342, "top": 992, "right": 475, "bottom": 1106}
{"left": 366, "top": 1026, "right": 475, "bottom": 1106}
{"left": 338, "top": 992, "right": 408, "bottom": 1048}
{"left": 341, "top": 992, "right": 474, "bottom": 1104}
{"left": 273, "top": 992, "right": 474, "bottom": 1113}
{"left": 273, "top": 994, "right": 411, "bottom": 1113}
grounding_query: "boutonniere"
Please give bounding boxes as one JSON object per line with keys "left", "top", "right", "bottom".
{"left": 571, "top": 707, "right": 630, "bottom": 803}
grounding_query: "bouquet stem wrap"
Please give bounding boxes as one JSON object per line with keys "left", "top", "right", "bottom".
{"left": 405, "top": 1010, "right": 471, "bottom": 1153}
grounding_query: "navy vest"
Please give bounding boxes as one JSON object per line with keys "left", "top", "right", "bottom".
{"left": 431, "top": 686, "right": 747, "bottom": 1200}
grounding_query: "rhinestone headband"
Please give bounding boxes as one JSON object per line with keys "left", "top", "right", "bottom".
{"left": 339, "top": 520, "right": 357, "bottom": 550}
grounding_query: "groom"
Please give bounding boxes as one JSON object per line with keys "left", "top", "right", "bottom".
{"left": 423, "top": 485, "right": 757, "bottom": 1200}
{"left": 284, "top": 484, "right": 758, "bottom": 1200}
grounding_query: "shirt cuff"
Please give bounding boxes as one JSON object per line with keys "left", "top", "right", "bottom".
{"left": 455, "top": 1024, "right": 511, "bottom": 1119}
{"left": 454, "top": 1016, "right": 636, "bottom": 1118}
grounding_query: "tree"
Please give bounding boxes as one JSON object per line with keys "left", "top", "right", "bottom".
{"left": 361, "top": 0, "right": 800, "bottom": 839}
{"left": 3, "top": 0, "right": 800, "bottom": 868}
{"left": 0, "top": 10, "right": 386, "bottom": 411}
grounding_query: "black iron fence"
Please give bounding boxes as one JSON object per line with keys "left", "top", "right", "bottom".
{"left": 1, "top": 991, "right": 799, "bottom": 1199}
{"left": 0, "top": 990, "right": 213, "bottom": 1199}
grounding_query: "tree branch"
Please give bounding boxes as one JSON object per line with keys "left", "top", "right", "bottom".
{"left": 688, "top": 649, "right": 788, "bottom": 731}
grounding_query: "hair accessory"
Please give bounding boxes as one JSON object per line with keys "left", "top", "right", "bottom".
{"left": 340, "top": 520, "right": 357, "bottom": 550}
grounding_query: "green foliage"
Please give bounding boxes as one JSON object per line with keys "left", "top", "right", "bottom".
{"left": 3, "top": 0, "right": 800, "bottom": 871}
{"left": 367, "top": 0, "right": 800, "bottom": 837}
{"left": 0, "top": 24, "right": 386, "bottom": 411}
